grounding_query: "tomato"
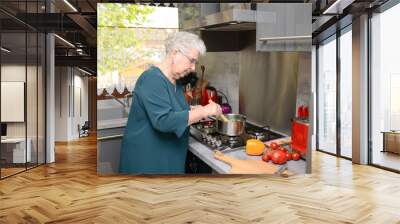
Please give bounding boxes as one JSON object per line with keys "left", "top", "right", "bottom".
{"left": 265, "top": 150, "right": 274, "bottom": 160}
{"left": 286, "top": 152, "right": 292, "bottom": 161}
{"left": 270, "top": 142, "right": 279, "bottom": 150}
{"left": 271, "top": 150, "right": 287, "bottom": 165}
{"left": 262, "top": 154, "right": 270, "bottom": 162}
{"left": 292, "top": 152, "right": 301, "bottom": 161}
{"left": 278, "top": 147, "right": 288, "bottom": 153}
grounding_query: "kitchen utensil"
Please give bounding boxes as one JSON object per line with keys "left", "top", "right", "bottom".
{"left": 218, "top": 114, "right": 229, "bottom": 123}
{"left": 216, "top": 113, "right": 246, "bottom": 136}
{"left": 214, "top": 151, "right": 290, "bottom": 176}
{"left": 198, "top": 65, "right": 205, "bottom": 99}
{"left": 265, "top": 137, "right": 291, "bottom": 148}
{"left": 201, "top": 86, "right": 218, "bottom": 106}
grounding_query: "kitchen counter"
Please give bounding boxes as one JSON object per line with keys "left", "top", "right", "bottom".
{"left": 98, "top": 118, "right": 128, "bottom": 130}
{"left": 97, "top": 118, "right": 127, "bottom": 174}
{"left": 188, "top": 136, "right": 306, "bottom": 175}
{"left": 97, "top": 118, "right": 306, "bottom": 175}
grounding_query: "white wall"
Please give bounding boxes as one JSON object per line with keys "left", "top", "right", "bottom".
{"left": 1, "top": 65, "right": 31, "bottom": 138}
{"left": 55, "top": 67, "right": 89, "bottom": 141}
{"left": 72, "top": 73, "right": 89, "bottom": 138}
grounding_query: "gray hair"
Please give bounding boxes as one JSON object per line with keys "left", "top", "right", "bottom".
{"left": 165, "top": 31, "right": 206, "bottom": 56}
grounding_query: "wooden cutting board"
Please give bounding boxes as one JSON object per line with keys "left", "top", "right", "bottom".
{"left": 214, "top": 151, "right": 290, "bottom": 176}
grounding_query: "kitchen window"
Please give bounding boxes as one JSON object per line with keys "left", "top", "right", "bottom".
{"left": 97, "top": 4, "right": 179, "bottom": 93}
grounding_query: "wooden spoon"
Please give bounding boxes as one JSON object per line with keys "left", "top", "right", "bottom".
{"left": 199, "top": 65, "right": 205, "bottom": 99}
{"left": 218, "top": 114, "right": 229, "bottom": 123}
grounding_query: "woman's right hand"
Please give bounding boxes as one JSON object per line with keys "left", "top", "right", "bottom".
{"left": 203, "top": 99, "right": 222, "bottom": 117}
{"left": 188, "top": 100, "right": 222, "bottom": 125}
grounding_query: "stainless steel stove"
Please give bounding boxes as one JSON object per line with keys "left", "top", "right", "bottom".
{"left": 190, "top": 119, "right": 284, "bottom": 150}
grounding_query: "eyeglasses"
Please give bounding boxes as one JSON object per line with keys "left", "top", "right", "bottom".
{"left": 177, "top": 50, "right": 198, "bottom": 65}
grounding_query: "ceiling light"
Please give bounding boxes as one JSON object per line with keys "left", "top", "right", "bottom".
{"left": 229, "top": 22, "right": 238, "bottom": 25}
{"left": 54, "top": 34, "right": 75, "bottom": 48}
{"left": 1, "top": 47, "right": 11, "bottom": 53}
{"left": 63, "top": 0, "right": 78, "bottom": 12}
{"left": 78, "top": 67, "right": 92, "bottom": 76}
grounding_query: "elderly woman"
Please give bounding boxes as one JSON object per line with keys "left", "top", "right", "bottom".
{"left": 119, "top": 32, "right": 222, "bottom": 174}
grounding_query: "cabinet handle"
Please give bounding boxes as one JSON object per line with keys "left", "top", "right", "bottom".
{"left": 259, "top": 35, "right": 311, "bottom": 42}
{"left": 97, "top": 134, "right": 123, "bottom": 141}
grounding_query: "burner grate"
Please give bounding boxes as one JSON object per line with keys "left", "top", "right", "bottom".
{"left": 190, "top": 121, "right": 284, "bottom": 150}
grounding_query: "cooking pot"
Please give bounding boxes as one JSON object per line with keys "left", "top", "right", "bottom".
{"left": 216, "top": 113, "right": 246, "bottom": 136}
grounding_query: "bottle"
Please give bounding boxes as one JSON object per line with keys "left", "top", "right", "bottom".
{"left": 303, "top": 106, "right": 309, "bottom": 120}
{"left": 297, "top": 106, "right": 304, "bottom": 119}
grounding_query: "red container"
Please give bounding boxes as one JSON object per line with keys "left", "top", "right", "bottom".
{"left": 291, "top": 120, "right": 309, "bottom": 155}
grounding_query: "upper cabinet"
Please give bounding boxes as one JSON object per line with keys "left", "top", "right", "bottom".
{"left": 256, "top": 3, "right": 312, "bottom": 52}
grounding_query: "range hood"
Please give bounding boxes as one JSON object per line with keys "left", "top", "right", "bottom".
{"left": 182, "top": 9, "right": 256, "bottom": 31}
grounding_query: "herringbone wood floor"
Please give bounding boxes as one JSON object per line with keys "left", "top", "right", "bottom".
{"left": 1, "top": 135, "right": 400, "bottom": 223}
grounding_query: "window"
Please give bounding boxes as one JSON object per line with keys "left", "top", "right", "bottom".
{"left": 317, "top": 24, "right": 353, "bottom": 159}
{"left": 339, "top": 27, "right": 352, "bottom": 158}
{"left": 317, "top": 35, "right": 337, "bottom": 155}
{"left": 97, "top": 4, "right": 179, "bottom": 93}
{"left": 370, "top": 3, "right": 400, "bottom": 171}
{"left": 0, "top": 1, "right": 46, "bottom": 179}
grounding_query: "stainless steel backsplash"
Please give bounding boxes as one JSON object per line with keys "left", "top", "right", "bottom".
{"left": 239, "top": 35, "right": 299, "bottom": 135}
{"left": 197, "top": 52, "right": 240, "bottom": 113}
{"left": 199, "top": 31, "right": 310, "bottom": 135}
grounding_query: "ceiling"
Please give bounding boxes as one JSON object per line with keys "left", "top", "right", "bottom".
{"left": 0, "top": 0, "right": 395, "bottom": 74}
{"left": 1, "top": 0, "right": 97, "bottom": 74}
{"left": 311, "top": 0, "right": 390, "bottom": 43}
{"left": 0, "top": 0, "right": 181, "bottom": 75}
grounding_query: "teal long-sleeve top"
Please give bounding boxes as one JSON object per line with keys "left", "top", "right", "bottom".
{"left": 119, "top": 66, "right": 190, "bottom": 174}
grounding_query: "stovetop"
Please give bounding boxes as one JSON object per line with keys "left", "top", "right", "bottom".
{"left": 190, "top": 119, "right": 284, "bottom": 151}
